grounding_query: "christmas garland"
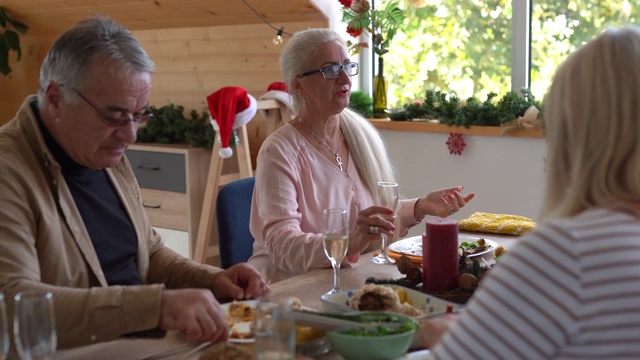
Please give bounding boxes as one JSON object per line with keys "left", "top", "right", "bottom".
{"left": 388, "top": 88, "right": 543, "bottom": 128}
{"left": 136, "top": 104, "right": 215, "bottom": 148}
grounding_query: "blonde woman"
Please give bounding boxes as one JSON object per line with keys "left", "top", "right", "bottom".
{"left": 420, "top": 26, "right": 640, "bottom": 359}
{"left": 248, "top": 28, "right": 474, "bottom": 283}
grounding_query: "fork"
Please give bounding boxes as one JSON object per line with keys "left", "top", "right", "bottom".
{"left": 178, "top": 341, "right": 212, "bottom": 360}
{"left": 138, "top": 343, "right": 193, "bottom": 360}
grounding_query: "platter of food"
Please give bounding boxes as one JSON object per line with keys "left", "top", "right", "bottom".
{"left": 221, "top": 300, "right": 258, "bottom": 343}
{"left": 221, "top": 299, "right": 331, "bottom": 356}
{"left": 320, "top": 284, "right": 462, "bottom": 317}
{"left": 388, "top": 235, "right": 498, "bottom": 259}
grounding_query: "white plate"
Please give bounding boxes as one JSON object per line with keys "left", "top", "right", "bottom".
{"left": 397, "top": 349, "right": 431, "bottom": 359}
{"left": 221, "top": 299, "right": 258, "bottom": 343}
{"left": 320, "top": 284, "right": 463, "bottom": 315}
{"left": 388, "top": 235, "right": 498, "bottom": 258}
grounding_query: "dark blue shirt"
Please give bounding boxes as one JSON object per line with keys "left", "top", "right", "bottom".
{"left": 33, "top": 101, "right": 141, "bottom": 286}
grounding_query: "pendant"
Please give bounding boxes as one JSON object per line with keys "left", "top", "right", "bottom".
{"left": 336, "top": 154, "right": 343, "bottom": 172}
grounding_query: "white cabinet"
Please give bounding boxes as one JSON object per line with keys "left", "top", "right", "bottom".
{"left": 126, "top": 143, "right": 213, "bottom": 260}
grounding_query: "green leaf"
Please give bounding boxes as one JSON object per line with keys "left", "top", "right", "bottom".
{"left": 0, "top": 7, "right": 27, "bottom": 33}
{"left": 0, "top": 8, "right": 7, "bottom": 29}
{"left": 4, "top": 29, "right": 19, "bottom": 50}
{"left": 0, "top": 45, "right": 11, "bottom": 76}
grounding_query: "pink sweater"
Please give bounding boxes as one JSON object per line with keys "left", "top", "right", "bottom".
{"left": 249, "top": 123, "right": 418, "bottom": 283}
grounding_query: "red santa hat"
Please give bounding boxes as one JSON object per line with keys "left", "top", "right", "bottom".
{"left": 206, "top": 86, "right": 257, "bottom": 158}
{"left": 259, "top": 81, "right": 295, "bottom": 117}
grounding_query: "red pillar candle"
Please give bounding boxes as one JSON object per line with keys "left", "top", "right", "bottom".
{"left": 422, "top": 218, "right": 459, "bottom": 292}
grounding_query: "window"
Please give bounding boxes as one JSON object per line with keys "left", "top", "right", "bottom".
{"left": 387, "top": 0, "right": 512, "bottom": 107}
{"left": 530, "top": 0, "right": 638, "bottom": 97}
{"left": 376, "top": 0, "right": 638, "bottom": 108}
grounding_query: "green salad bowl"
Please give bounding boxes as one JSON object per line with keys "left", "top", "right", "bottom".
{"left": 325, "top": 311, "right": 419, "bottom": 360}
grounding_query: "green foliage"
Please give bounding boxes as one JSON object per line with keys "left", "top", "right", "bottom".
{"left": 340, "top": 0, "right": 405, "bottom": 56}
{"left": 0, "top": 7, "right": 28, "bottom": 76}
{"left": 389, "top": 88, "right": 542, "bottom": 127}
{"left": 349, "top": 90, "right": 374, "bottom": 118}
{"left": 136, "top": 104, "right": 215, "bottom": 148}
{"left": 384, "top": 0, "right": 636, "bottom": 108}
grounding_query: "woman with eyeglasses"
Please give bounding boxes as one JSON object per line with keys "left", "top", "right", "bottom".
{"left": 248, "top": 28, "right": 474, "bottom": 283}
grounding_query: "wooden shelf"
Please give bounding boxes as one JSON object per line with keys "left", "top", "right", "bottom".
{"left": 369, "top": 119, "right": 544, "bottom": 139}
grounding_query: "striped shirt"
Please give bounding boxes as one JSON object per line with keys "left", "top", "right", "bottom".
{"left": 428, "top": 208, "right": 640, "bottom": 359}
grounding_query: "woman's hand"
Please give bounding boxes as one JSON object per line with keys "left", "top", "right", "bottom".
{"left": 347, "top": 205, "right": 396, "bottom": 256}
{"left": 417, "top": 186, "right": 475, "bottom": 218}
{"left": 418, "top": 314, "right": 458, "bottom": 349}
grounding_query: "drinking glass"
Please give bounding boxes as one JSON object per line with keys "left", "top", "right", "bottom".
{"left": 13, "top": 292, "right": 57, "bottom": 360}
{"left": 371, "top": 181, "right": 399, "bottom": 265}
{"left": 322, "top": 208, "right": 349, "bottom": 294}
{"left": 254, "top": 298, "right": 296, "bottom": 360}
{"left": 0, "top": 293, "right": 8, "bottom": 360}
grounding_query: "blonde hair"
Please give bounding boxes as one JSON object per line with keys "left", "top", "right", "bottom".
{"left": 280, "top": 28, "right": 395, "bottom": 194}
{"left": 542, "top": 26, "right": 640, "bottom": 219}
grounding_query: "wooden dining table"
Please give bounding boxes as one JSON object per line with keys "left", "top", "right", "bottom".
{"left": 55, "top": 232, "right": 521, "bottom": 360}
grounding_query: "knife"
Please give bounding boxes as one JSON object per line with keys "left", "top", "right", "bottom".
{"left": 292, "top": 310, "right": 404, "bottom": 331}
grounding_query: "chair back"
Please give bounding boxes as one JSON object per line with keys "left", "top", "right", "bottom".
{"left": 216, "top": 177, "right": 255, "bottom": 269}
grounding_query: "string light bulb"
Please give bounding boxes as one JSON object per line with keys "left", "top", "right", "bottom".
{"left": 273, "top": 27, "right": 284, "bottom": 46}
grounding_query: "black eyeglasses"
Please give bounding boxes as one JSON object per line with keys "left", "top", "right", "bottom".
{"left": 298, "top": 62, "right": 359, "bottom": 80}
{"left": 63, "top": 85, "right": 153, "bottom": 128}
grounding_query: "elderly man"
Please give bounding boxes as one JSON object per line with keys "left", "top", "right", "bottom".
{"left": 0, "top": 15, "right": 269, "bottom": 350}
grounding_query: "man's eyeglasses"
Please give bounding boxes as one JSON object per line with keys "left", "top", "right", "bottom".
{"left": 63, "top": 85, "right": 153, "bottom": 128}
{"left": 298, "top": 62, "right": 359, "bottom": 80}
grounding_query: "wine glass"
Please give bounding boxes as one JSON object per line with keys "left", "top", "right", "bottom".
{"left": 0, "top": 293, "right": 8, "bottom": 360}
{"left": 13, "top": 292, "right": 57, "bottom": 360}
{"left": 322, "top": 208, "right": 349, "bottom": 294}
{"left": 371, "top": 181, "right": 399, "bottom": 265}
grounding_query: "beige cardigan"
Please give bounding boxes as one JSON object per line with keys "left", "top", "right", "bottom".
{"left": 0, "top": 97, "right": 222, "bottom": 349}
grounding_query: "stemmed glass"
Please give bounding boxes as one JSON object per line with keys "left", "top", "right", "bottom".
{"left": 13, "top": 292, "right": 57, "bottom": 360}
{"left": 0, "top": 293, "right": 8, "bottom": 360}
{"left": 371, "top": 181, "right": 399, "bottom": 265}
{"left": 322, "top": 208, "right": 349, "bottom": 294}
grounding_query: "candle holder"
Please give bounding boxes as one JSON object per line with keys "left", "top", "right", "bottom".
{"left": 422, "top": 218, "right": 459, "bottom": 292}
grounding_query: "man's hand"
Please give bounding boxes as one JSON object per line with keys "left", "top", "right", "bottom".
{"left": 211, "top": 263, "right": 270, "bottom": 301}
{"left": 158, "top": 289, "right": 229, "bottom": 343}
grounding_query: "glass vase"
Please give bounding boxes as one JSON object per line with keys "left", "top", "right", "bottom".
{"left": 373, "top": 56, "right": 388, "bottom": 119}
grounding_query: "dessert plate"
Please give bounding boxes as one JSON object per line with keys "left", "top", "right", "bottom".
{"left": 388, "top": 235, "right": 498, "bottom": 258}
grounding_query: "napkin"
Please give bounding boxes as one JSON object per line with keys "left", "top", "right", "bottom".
{"left": 458, "top": 212, "right": 536, "bottom": 235}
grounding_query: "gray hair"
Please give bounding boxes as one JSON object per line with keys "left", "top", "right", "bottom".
{"left": 542, "top": 25, "right": 640, "bottom": 219}
{"left": 37, "top": 15, "right": 155, "bottom": 105}
{"left": 280, "top": 28, "right": 395, "bottom": 195}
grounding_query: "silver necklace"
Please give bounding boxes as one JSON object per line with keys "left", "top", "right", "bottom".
{"left": 298, "top": 117, "right": 344, "bottom": 172}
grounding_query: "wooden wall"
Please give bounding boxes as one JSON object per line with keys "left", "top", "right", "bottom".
{"left": 0, "top": 32, "right": 53, "bottom": 122}
{"left": 0, "top": 20, "right": 325, "bottom": 137}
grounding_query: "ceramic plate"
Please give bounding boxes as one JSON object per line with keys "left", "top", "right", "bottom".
{"left": 320, "top": 284, "right": 463, "bottom": 315}
{"left": 388, "top": 235, "right": 498, "bottom": 258}
{"left": 221, "top": 299, "right": 258, "bottom": 343}
{"left": 396, "top": 349, "right": 431, "bottom": 359}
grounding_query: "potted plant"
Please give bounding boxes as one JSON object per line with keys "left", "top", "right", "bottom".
{"left": 0, "top": 7, "right": 28, "bottom": 76}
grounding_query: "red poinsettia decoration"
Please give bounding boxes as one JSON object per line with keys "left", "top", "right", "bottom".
{"left": 338, "top": 0, "right": 404, "bottom": 56}
{"left": 346, "top": 25, "right": 363, "bottom": 37}
{"left": 446, "top": 133, "right": 466, "bottom": 155}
